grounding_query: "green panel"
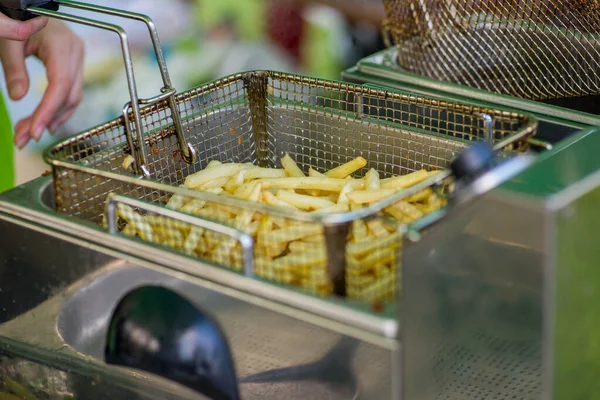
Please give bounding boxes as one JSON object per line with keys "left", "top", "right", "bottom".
{"left": 0, "top": 92, "right": 14, "bottom": 193}
{"left": 554, "top": 186, "right": 600, "bottom": 400}
{"left": 501, "top": 128, "right": 600, "bottom": 198}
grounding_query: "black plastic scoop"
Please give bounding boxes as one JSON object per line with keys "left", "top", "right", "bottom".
{"left": 105, "top": 286, "right": 240, "bottom": 400}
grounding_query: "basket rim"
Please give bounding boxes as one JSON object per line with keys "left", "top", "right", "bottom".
{"left": 42, "top": 70, "right": 538, "bottom": 225}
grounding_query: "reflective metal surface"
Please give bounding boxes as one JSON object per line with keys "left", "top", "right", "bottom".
{"left": 58, "top": 264, "right": 392, "bottom": 399}
{"left": 382, "top": 0, "right": 600, "bottom": 101}
{"left": 342, "top": 48, "right": 600, "bottom": 135}
{"left": 0, "top": 176, "right": 398, "bottom": 399}
{"left": 43, "top": 70, "right": 536, "bottom": 303}
{"left": 402, "top": 127, "right": 600, "bottom": 399}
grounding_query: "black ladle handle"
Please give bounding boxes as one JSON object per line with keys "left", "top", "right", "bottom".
{"left": 0, "top": 0, "right": 58, "bottom": 20}
{"left": 105, "top": 286, "right": 240, "bottom": 400}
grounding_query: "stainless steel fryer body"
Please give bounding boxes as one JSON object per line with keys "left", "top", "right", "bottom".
{"left": 401, "top": 128, "right": 600, "bottom": 400}
{"left": 0, "top": 177, "right": 398, "bottom": 400}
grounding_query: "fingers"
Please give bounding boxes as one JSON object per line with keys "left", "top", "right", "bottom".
{"left": 14, "top": 116, "right": 32, "bottom": 149}
{"left": 49, "top": 46, "right": 84, "bottom": 132}
{"left": 0, "top": 39, "right": 28, "bottom": 100}
{"left": 0, "top": 14, "right": 48, "bottom": 41}
{"left": 29, "top": 29, "right": 84, "bottom": 141}
{"left": 8, "top": 20, "right": 85, "bottom": 147}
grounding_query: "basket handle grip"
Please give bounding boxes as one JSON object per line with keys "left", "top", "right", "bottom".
{"left": 0, "top": 0, "right": 57, "bottom": 20}
{"left": 27, "top": 0, "right": 196, "bottom": 175}
{"left": 105, "top": 193, "right": 255, "bottom": 278}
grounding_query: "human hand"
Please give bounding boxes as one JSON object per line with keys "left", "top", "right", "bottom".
{"left": 0, "top": 16, "right": 85, "bottom": 148}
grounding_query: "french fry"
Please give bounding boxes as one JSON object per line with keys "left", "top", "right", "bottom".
{"left": 244, "top": 168, "right": 287, "bottom": 180}
{"left": 367, "top": 219, "right": 393, "bottom": 237}
{"left": 300, "top": 278, "right": 333, "bottom": 296}
{"left": 271, "top": 248, "right": 327, "bottom": 269}
{"left": 324, "top": 157, "right": 367, "bottom": 178}
{"left": 245, "top": 220, "right": 261, "bottom": 236}
{"left": 262, "top": 190, "right": 297, "bottom": 209}
{"left": 381, "top": 169, "right": 428, "bottom": 190}
{"left": 166, "top": 185, "right": 189, "bottom": 210}
{"left": 281, "top": 153, "right": 305, "bottom": 177}
{"left": 304, "top": 267, "right": 329, "bottom": 282}
{"left": 157, "top": 230, "right": 185, "bottom": 250}
{"left": 406, "top": 188, "right": 433, "bottom": 203}
{"left": 271, "top": 216, "right": 290, "bottom": 229}
{"left": 200, "top": 177, "right": 230, "bottom": 190}
{"left": 211, "top": 203, "right": 240, "bottom": 217}
{"left": 385, "top": 201, "right": 424, "bottom": 222}
{"left": 302, "top": 234, "right": 325, "bottom": 243}
{"left": 350, "top": 203, "right": 363, "bottom": 211}
{"left": 117, "top": 203, "right": 153, "bottom": 241}
{"left": 259, "top": 223, "right": 323, "bottom": 243}
{"left": 256, "top": 241, "right": 288, "bottom": 258}
{"left": 337, "top": 181, "right": 354, "bottom": 204}
{"left": 121, "top": 223, "right": 137, "bottom": 237}
{"left": 184, "top": 164, "right": 245, "bottom": 188}
{"left": 365, "top": 168, "right": 381, "bottom": 191}
{"left": 311, "top": 203, "right": 350, "bottom": 214}
{"left": 276, "top": 190, "right": 335, "bottom": 211}
{"left": 213, "top": 238, "right": 238, "bottom": 266}
{"left": 346, "top": 274, "right": 376, "bottom": 294}
{"left": 258, "top": 215, "right": 274, "bottom": 234}
{"left": 305, "top": 168, "right": 325, "bottom": 196}
{"left": 234, "top": 181, "right": 258, "bottom": 200}
{"left": 194, "top": 206, "right": 234, "bottom": 223}
{"left": 145, "top": 215, "right": 189, "bottom": 233}
{"left": 308, "top": 167, "right": 325, "bottom": 177}
{"left": 289, "top": 240, "right": 325, "bottom": 253}
{"left": 122, "top": 155, "right": 135, "bottom": 170}
{"left": 322, "top": 193, "right": 340, "bottom": 202}
{"left": 113, "top": 153, "right": 449, "bottom": 303}
{"left": 351, "top": 219, "right": 368, "bottom": 241}
{"left": 247, "top": 182, "right": 262, "bottom": 203}
{"left": 206, "top": 160, "right": 222, "bottom": 168}
{"left": 255, "top": 260, "right": 295, "bottom": 284}
{"left": 224, "top": 170, "right": 246, "bottom": 193}
{"left": 373, "top": 263, "right": 392, "bottom": 278}
{"left": 347, "top": 189, "right": 395, "bottom": 205}
{"left": 351, "top": 246, "right": 397, "bottom": 274}
{"left": 260, "top": 177, "right": 360, "bottom": 192}
{"left": 179, "top": 188, "right": 223, "bottom": 214}
{"left": 204, "top": 230, "right": 224, "bottom": 250}
{"left": 350, "top": 269, "right": 395, "bottom": 302}
{"left": 183, "top": 227, "right": 204, "bottom": 255}
{"left": 347, "top": 231, "right": 401, "bottom": 258}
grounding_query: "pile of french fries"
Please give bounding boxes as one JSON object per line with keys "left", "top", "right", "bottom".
{"left": 113, "top": 154, "right": 445, "bottom": 302}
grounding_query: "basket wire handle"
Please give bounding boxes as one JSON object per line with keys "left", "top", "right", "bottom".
{"left": 105, "top": 194, "right": 255, "bottom": 278}
{"left": 29, "top": 0, "right": 196, "bottom": 176}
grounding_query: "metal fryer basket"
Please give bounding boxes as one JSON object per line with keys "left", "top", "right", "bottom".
{"left": 382, "top": 0, "right": 600, "bottom": 101}
{"left": 45, "top": 71, "right": 537, "bottom": 303}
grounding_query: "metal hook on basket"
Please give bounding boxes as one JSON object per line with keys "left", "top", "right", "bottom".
{"left": 477, "top": 112, "right": 494, "bottom": 146}
{"left": 28, "top": 0, "right": 197, "bottom": 176}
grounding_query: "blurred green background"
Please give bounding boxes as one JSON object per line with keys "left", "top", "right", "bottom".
{"left": 0, "top": 0, "right": 386, "bottom": 185}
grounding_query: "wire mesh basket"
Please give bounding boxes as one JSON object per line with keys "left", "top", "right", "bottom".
{"left": 382, "top": 0, "right": 600, "bottom": 101}
{"left": 45, "top": 70, "right": 537, "bottom": 304}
